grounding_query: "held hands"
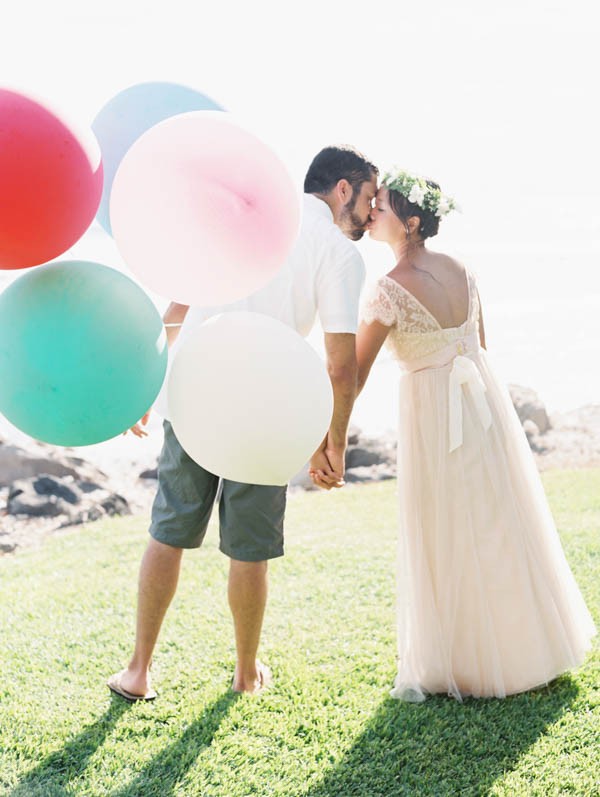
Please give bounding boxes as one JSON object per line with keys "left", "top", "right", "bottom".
{"left": 124, "top": 410, "right": 151, "bottom": 438}
{"left": 309, "top": 435, "right": 346, "bottom": 490}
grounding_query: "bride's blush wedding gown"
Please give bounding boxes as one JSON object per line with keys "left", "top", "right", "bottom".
{"left": 363, "top": 272, "right": 596, "bottom": 701}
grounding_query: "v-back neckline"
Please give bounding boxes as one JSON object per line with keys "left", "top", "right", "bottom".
{"left": 382, "top": 271, "right": 471, "bottom": 331}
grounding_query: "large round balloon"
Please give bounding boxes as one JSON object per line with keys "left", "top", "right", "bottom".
{"left": 168, "top": 313, "right": 333, "bottom": 485}
{"left": 110, "top": 112, "right": 301, "bottom": 307}
{"left": 0, "top": 89, "right": 103, "bottom": 270}
{"left": 0, "top": 261, "right": 167, "bottom": 445}
{"left": 92, "top": 82, "right": 223, "bottom": 235}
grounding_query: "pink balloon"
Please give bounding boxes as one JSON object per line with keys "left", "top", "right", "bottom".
{"left": 110, "top": 112, "right": 300, "bottom": 306}
{"left": 0, "top": 89, "right": 103, "bottom": 269}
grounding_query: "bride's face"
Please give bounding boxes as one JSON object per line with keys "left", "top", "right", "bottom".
{"left": 368, "top": 187, "right": 406, "bottom": 243}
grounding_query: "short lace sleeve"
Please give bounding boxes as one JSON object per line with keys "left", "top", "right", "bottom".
{"left": 361, "top": 279, "right": 397, "bottom": 327}
{"left": 466, "top": 270, "right": 480, "bottom": 326}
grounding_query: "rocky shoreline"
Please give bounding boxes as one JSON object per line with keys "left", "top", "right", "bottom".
{"left": 0, "top": 439, "right": 158, "bottom": 555}
{"left": 2, "top": 385, "right": 600, "bottom": 555}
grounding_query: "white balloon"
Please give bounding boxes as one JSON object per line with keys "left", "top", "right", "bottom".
{"left": 168, "top": 312, "right": 333, "bottom": 485}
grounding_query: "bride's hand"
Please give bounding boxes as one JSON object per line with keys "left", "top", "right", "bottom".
{"left": 323, "top": 441, "right": 345, "bottom": 484}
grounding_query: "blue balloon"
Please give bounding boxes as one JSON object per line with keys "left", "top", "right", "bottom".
{"left": 0, "top": 261, "right": 168, "bottom": 445}
{"left": 92, "top": 82, "right": 224, "bottom": 235}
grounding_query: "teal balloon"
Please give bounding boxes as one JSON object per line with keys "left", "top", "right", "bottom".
{"left": 0, "top": 261, "right": 167, "bottom": 445}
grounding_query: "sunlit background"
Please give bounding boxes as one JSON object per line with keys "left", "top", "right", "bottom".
{"left": 2, "top": 0, "right": 598, "bottom": 444}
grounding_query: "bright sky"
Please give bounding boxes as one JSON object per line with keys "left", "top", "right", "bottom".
{"left": 1, "top": 0, "right": 599, "bottom": 443}
{"left": 3, "top": 0, "right": 598, "bottom": 260}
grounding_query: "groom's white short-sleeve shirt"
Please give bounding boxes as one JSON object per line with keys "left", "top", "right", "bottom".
{"left": 179, "top": 193, "right": 366, "bottom": 339}
{"left": 157, "top": 195, "right": 365, "bottom": 421}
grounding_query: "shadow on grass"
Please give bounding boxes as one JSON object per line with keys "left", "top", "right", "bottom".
{"left": 304, "top": 676, "right": 580, "bottom": 797}
{"left": 108, "top": 689, "right": 239, "bottom": 797}
{"left": 9, "top": 697, "right": 130, "bottom": 797}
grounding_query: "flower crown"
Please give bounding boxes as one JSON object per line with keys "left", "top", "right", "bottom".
{"left": 381, "top": 168, "right": 458, "bottom": 217}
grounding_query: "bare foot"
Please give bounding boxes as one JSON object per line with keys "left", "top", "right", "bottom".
{"left": 232, "top": 662, "right": 272, "bottom": 695}
{"left": 107, "top": 668, "right": 156, "bottom": 702}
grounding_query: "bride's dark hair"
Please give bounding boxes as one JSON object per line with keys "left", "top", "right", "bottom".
{"left": 388, "top": 180, "right": 441, "bottom": 240}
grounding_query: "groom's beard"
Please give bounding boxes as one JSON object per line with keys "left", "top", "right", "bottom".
{"left": 339, "top": 201, "right": 368, "bottom": 241}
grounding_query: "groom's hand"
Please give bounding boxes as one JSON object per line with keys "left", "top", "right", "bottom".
{"left": 309, "top": 451, "right": 342, "bottom": 490}
{"left": 124, "top": 410, "right": 151, "bottom": 438}
{"left": 309, "top": 439, "right": 345, "bottom": 490}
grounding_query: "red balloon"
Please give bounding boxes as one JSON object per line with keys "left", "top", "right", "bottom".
{"left": 0, "top": 90, "right": 103, "bottom": 269}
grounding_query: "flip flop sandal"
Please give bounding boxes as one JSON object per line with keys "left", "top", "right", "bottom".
{"left": 107, "top": 670, "right": 157, "bottom": 702}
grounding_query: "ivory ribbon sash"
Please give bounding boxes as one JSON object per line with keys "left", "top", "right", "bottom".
{"left": 401, "top": 333, "right": 492, "bottom": 452}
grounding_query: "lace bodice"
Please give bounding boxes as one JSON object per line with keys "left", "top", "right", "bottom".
{"left": 361, "top": 272, "right": 480, "bottom": 365}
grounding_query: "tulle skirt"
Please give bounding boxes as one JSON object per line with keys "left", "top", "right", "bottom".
{"left": 391, "top": 349, "right": 596, "bottom": 701}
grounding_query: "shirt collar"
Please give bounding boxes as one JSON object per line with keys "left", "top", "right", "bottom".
{"left": 303, "top": 193, "right": 334, "bottom": 223}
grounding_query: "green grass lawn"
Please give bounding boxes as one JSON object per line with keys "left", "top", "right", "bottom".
{"left": 0, "top": 470, "right": 598, "bottom": 797}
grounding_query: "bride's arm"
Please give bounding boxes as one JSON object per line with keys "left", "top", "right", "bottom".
{"left": 477, "top": 289, "right": 487, "bottom": 350}
{"left": 356, "top": 319, "right": 391, "bottom": 395}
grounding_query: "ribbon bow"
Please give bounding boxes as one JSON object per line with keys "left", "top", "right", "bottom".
{"left": 448, "top": 355, "right": 492, "bottom": 453}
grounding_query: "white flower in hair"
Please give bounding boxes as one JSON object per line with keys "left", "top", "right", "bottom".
{"left": 382, "top": 167, "right": 458, "bottom": 219}
{"left": 436, "top": 196, "right": 451, "bottom": 217}
{"left": 407, "top": 182, "right": 426, "bottom": 207}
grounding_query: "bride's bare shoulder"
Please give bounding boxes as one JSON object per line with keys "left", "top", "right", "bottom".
{"left": 427, "top": 250, "right": 467, "bottom": 273}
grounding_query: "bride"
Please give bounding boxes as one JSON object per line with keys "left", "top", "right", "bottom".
{"left": 355, "top": 168, "right": 596, "bottom": 701}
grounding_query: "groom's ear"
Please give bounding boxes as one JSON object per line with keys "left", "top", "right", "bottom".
{"left": 335, "top": 178, "right": 353, "bottom": 205}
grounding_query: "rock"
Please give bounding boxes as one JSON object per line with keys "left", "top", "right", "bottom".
{"left": 346, "top": 445, "right": 388, "bottom": 468}
{"left": 345, "top": 426, "right": 397, "bottom": 473}
{"left": 8, "top": 493, "right": 68, "bottom": 518}
{"left": 0, "top": 442, "right": 107, "bottom": 486}
{"left": 78, "top": 480, "right": 104, "bottom": 494}
{"left": 345, "top": 464, "right": 396, "bottom": 483}
{"left": 522, "top": 420, "right": 549, "bottom": 454}
{"left": 6, "top": 472, "right": 130, "bottom": 523}
{"left": 31, "top": 475, "right": 81, "bottom": 504}
{"left": 7, "top": 476, "right": 78, "bottom": 518}
{"left": 522, "top": 420, "right": 539, "bottom": 438}
{"left": 532, "top": 404, "right": 600, "bottom": 470}
{"left": 345, "top": 433, "right": 396, "bottom": 469}
{"left": 0, "top": 429, "right": 151, "bottom": 553}
{"left": 0, "top": 538, "right": 17, "bottom": 554}
{"left": 347, "top": 424, "right": 362, "bottom": 446}
{"left": 289, "top": 462, "right": 317, "bottom": 491}
{"left": 509, "top": 385, "right": 551, "bottom": 434}
{"left": 67, "top": 492, "right": 130, "bottom": 526}
{"left": 100, "top": 493, "right": 130, "bottom": 517}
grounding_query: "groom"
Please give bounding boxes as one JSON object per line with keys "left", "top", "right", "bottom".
{"left": 108, "top": 146, "right": 378, "bottom": 700}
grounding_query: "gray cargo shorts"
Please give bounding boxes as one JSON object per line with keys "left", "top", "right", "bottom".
{"left": 149, "top": 422, "right": 286, "bottom": 562}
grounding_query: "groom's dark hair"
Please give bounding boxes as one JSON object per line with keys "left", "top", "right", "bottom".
{"left": 304, "top": 146, "right": 378, "bottom": 197}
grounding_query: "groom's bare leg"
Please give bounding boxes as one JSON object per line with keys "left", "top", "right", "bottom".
{"left": 229, "top": 558, "right": 269, "bottom": 692}
{"left": 119, "top": 538, "right": 183, "bottom": 695}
